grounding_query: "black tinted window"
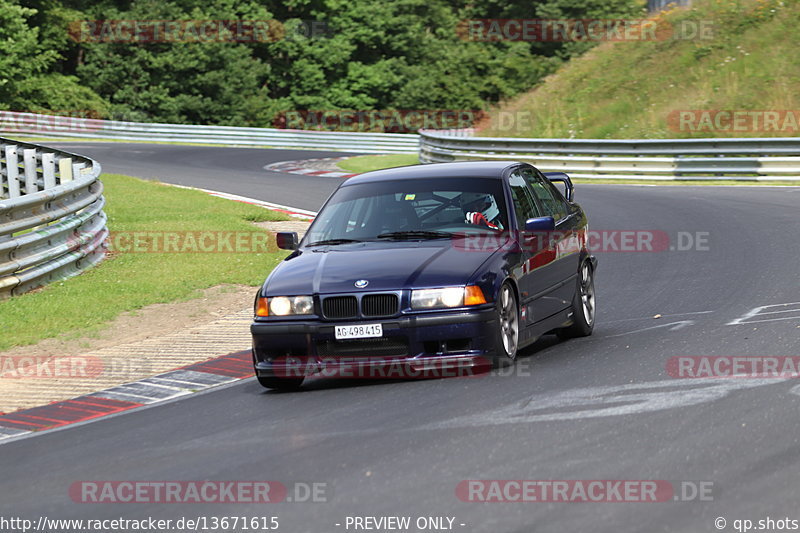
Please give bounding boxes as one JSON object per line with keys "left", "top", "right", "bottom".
{"left": 523, "top": 169, "right": 567, "bottom": 220}
{"left": 305, "top": 177, "right": 509, "bottom": 243}
{"left": 508, "top": 171, "right": 540, "bottom": 228}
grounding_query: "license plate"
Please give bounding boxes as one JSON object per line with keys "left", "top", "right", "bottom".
{"left": 335, "top": 324, "right": 383, "bottom": 340}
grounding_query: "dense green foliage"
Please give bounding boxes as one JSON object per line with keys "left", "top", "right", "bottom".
{"left": 478, "top": 0, "right": 800, "bottom": 139}
{"left": 3, "top": 0, "right": 643, "bottom": 129}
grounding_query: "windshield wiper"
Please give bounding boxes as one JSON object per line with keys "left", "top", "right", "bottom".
{"left": 306, "top": 238, "right": 363, "bottom": 246}
{"left": 376, "top": 231, "right": 452, "bottom": 240}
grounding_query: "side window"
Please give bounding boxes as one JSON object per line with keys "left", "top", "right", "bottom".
{"left": 508, "top": 171, "right": 540, "bottom": 228}
{"left": 541, "top": 171, "right": 572, "bottom": 211}
{"left": 523, "top": 169, "right": 567, "bottom": 221}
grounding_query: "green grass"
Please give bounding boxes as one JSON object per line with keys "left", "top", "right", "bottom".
{"left": 478, "top": 0, "right": 800, "bottom": 139}
{"left": 337, "top": 154, "right": 419, "bottom": 174}
{"left": 0, "top": 173, "right": 290, "bottom": 351}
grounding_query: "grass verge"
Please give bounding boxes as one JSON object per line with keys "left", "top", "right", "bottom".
{"left": 337, "top": 154, "right": 419, "bottom": 174}
{"left": 0, "top": 173, "right": 290, "bottom": 351}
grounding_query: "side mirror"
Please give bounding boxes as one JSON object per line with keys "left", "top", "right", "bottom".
{"left": 276, "top": 232, "right": 299, "bottom": 250}
{"left": 525, "top": 216, "right": 555, "bottom": 232}
{"left": 544, "top": 172, "right": 575, "bottom": 202}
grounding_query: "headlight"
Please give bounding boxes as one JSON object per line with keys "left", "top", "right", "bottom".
{"left": 411, "top": 286, "right": 486, "bottom": 309}
{"left": 255, "top": 296, "right": 314, "bottom": 317}
{"left": 270, "top": 297, "right": 292, "bottom": 316}
{"left": 292, "top": 296, "right": 314, "bottom": 314}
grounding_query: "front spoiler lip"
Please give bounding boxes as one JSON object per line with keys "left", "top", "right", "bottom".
{"left": 254, "top": 353, "right": 492, "bottom": 378}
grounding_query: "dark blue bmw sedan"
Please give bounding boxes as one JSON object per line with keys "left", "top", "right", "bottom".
{"left": 251, "top": 161, "right": 596, "bottom": 390}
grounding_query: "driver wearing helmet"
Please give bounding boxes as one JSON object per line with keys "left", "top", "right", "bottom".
{"left": 461, "top": 192, "right": 503, "bottom": 230}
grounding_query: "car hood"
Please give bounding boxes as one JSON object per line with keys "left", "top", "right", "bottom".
{"left": 264, "top": 240, "right": 502, "bottom": 295}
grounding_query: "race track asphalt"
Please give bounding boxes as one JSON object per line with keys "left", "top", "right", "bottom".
{"left": 2, "top": 142, "right": 799, "bottom": 533}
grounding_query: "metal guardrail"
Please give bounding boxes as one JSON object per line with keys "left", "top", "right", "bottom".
{"left": 649, "top": 0, "right": 691, "bottom": 12}
{"left": 0, "top": 111, "right": 419, "bottom": 154}
{"left": 419, "top": 130, "right": 800, "bottom": 180}
{"left": 0, "top": 137, "right": 107, "bottom": 298}
{"left": 5, "top": 112, "right": 799, "bottom": 180}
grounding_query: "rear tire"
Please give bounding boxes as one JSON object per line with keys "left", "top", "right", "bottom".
{"left": 493, "top": 283, "right": 519, "bottom": 368}
{"left": 257, "top": 375, "right": 304, "bottom": 391}
{"left": 557, "top": 260, "right": 595, "bottom": 340}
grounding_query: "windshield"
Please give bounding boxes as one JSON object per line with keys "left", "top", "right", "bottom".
{"left": 304, "top": 178, "right": 509, "bottom": 245}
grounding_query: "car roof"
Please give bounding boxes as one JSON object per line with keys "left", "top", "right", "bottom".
{"left": 342, "top": 161, "right": 526, "bottom": 185}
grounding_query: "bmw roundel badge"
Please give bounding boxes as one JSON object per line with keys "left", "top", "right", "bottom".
{"left": 354, "top": 279, "right": 369, "bottom": 288}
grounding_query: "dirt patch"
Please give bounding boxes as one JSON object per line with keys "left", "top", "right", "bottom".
{"left": 254, "top": 220, "right": 312, "bottom": 237}
{"left": 0, "top": 221, "right": 310, "bottom": 362}
{"left": 0, "top": 284, "right": 256, "bottom": 361}
{"left": 0, "top": 220, "right": 313, "bottom": 413}
{"left": 0, "top": 284, "right": 261, "bottom": 413}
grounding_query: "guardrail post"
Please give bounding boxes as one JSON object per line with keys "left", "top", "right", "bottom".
{"left": 4, "top": 146, "right": 21, "bottom": 198}
{"left": 23, "top": 148, "right": 38, "bottom": 193}
{"left": 42, "top": 152, "right": 56, "bottom": 189}
{"left": 0, "top": 147, "right": 5, "bottom": 200}
{"left": 72, "top": 162, "right": 84, "bottom": 180}
{"left": 58, "top": 157, "right": 73, "bottom": 184}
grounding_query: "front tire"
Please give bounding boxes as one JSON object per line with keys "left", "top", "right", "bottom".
{"left": 493, "top": 283, "right": 519, "bottom": 368}
{"left": 257, "top": 375, "right": 304, "bottom": 391}
{"left": 557, "top": 260, "right": 596, "bottom": 340}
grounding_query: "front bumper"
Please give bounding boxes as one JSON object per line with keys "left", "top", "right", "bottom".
{"left": 251, "top": 307, "right": 497, "bottom": 378}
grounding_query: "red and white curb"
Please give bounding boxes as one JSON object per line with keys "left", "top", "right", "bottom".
{"left": 0, "top": 351, "right": 254, "bottom": 443}
{"left": 0, "top": 181, "right": 323, "bottom": 444}
{"left": 263, "top": 157, "right": 359, "bottom": 178}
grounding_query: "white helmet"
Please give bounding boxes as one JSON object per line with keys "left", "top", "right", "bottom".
{"left": 461, "top": 192, "right": 500, "bottom": 222}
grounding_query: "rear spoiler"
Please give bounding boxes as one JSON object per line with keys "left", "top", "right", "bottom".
{"left": 543, "top": 172, "right": 574, "bottom": 202}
